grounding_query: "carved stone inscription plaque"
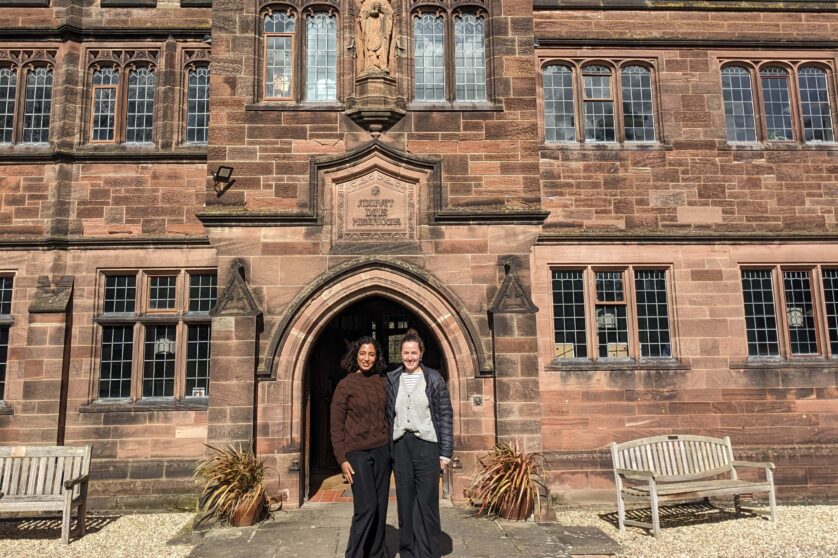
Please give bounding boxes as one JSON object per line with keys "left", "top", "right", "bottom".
{"left": 335, "top": 170, "right": 416, "bottom": 241}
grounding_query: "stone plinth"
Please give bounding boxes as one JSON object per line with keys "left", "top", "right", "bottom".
{"left": 346, "top": 74, "right": 405, "bottom": 134}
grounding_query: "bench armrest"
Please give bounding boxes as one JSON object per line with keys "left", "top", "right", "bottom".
{"left": 732, "top": 460, "right": 775, "bottom": 470}
{"left": 615, "top": 468, "right": 657, "bottom": 480}
{"left": 63, "top": 474, "right": 89, "bottom": 490}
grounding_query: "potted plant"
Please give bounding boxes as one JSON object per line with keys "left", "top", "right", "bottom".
{"left": 465, "top": 441, "right": 547, "bottom": 521}
{"left": 194, "top": 443, "right": 269, "bottom": 527}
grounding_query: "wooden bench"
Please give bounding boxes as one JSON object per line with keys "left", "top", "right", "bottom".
{"left": 611, "top": 435, "right": 776, "bottom": 536}
{"left": 0, "top": 445, "right": 91, "bottom": 544}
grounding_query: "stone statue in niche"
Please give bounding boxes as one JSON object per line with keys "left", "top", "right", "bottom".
{"left": 356, "top": 0, "right": 394, "bottom": 75}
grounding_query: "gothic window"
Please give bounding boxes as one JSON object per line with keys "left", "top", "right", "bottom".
{"left": 454, "top": 14, "right": 486, "bottom": 102}
{"left": 126, "top": 67, "right": 155, "bottom": 143}
{"left": 413, "top": 14, "right": 445, "bottom": 102}
{"left": 91, "top": 67, "right": 120, "bottom": 142}
{"left": 262, "top": 7, "right": 339, "bottom": 103}
{"left": 0, "top": 275, "right": 12, "bottom": 402}
{"left": 721, "top": 61, "right": 836, "bottom": 144}
{"left": 186, "top": 66, "right": 210, "bottom": 144}
{"left": 0, "top": 62, "right": 54, "bottom": 145}
{"left": 306, "top": 12, "right": 337, "bottom": 101}
{"left": 542, "top": 60, "right": 657, "bottom": 144}
{"left": 411, "top": 7, "right": 488, "bottom": 104}
{"left": 264, "top": 11, "right": 297, "bottom": 100}
{"left": 95, "top": 270, "right": 217, "bottom": 401}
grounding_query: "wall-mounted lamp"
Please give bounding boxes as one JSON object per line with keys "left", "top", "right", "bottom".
{"left": 451, "top": 456, "right": 462, "bottom": 470}
{"left": 288, "top": 459, "right": 300, "bottom": 472}
{"left": 212, "top": 165, "right": 235, "bottom": 195}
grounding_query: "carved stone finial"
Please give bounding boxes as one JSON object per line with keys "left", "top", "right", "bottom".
{"left": 210, "top": 259, "right": 262, "bottom": 317}
{"left": 489, "top": 258, "right": 538, "bottom": 314}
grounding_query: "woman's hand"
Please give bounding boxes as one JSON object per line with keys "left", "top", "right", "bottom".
{"left": 341, "top": 461, "right": 355, "bottom": 485}
{"left": 439, "top": 459, "right": 447, "bottom": 472}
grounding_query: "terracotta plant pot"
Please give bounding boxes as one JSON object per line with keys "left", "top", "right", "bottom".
{"left": 230, "top": 491, "right": 265, "bottom": 527}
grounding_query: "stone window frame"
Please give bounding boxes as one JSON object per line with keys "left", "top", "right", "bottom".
{"left": 0, "top": 51, "right": 56, "bottom": 146}
{"left": 718, "top": 58, "right": 838, "bottom": 146}
{"left": 548, "top": 265, "right": 680, "bottom": 365}
{"left": 92, "top": 268, "right": 216, "bottom": 403}
{"left": 408, "top": 0, "right": 494, "bottom": 108}
{"left": 740, "top": 264, "right": 838, "bottom": 361}
{"left": 259, "top": 3, "right": 342, "bottom": 104}
{"left": 83, "top": 50, "right": 159, "bottom": 145}
{"left": 0, "top": 274, "right": 13, "bottom": 404}
{"left": 537, "top": 56, "right": 663, "bottom": 147}
{"left": 181, "top": 49, "right": 212, "bottom": 145}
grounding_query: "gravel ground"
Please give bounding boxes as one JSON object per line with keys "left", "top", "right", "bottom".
{"left": 556, "top": 504, "right": 838, "bottom": 558}
{"left": 0, "top": 512, "right": 194, "bottom": 558}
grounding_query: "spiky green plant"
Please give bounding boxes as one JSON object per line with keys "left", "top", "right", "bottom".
{"left": 466, "top": 441, "right": 546, "bottom": 520}
{"left": 194, "top": 444, "right": 268, "bottom": 526}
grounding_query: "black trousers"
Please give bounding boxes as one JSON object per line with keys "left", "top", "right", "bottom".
{"left": 345, "top": 444, "right": 391, "bottom": 558}
{"left": 393, "top": 432, "right": 441, "bottom": 558}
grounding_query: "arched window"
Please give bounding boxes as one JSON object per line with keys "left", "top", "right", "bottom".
{"left": 126, "top": 66, "right": 155, "bottom": 143}
{"left": 413, "top": 14, "right": 445, "bottom": 102}
{"left": 91, "top": 67, "right": 120, "bottom": 142}
{"left": 0, "top": 67, "right": 16, "bottom": 143}
{"left": 454, "top": 13, "right": 486, "bottom": 102}
{"left": 798, "top": 66, "right": 834, "bottom": 143}
{"left": 582, "top": 64, "right": 614, "bottom": 142}
{"left": 543, "top": 65, "right": 575, "bottom": 142}
{"left": 264, "top": 11, "right": 297, "bottom": 100}
{"left": 621, "top": 65, "right": 654, "bottom": 142}
{"left": 22, "top": 67, "right": 53, "bottom": 144}
{"left": 760, "top": 66, "right": 793, "bottom": 141}
{"left": 305, "top": 12, "right": 337, "bottom": 102}
{"left": 721, "top": 65, "right": 756, "bottom": 143}
{"left": 186, "top": 66, "right": 210, "bottom": 144}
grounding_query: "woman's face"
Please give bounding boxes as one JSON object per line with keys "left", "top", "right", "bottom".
{"left": 401, "top": 341, "right": 422, "bottom": 371}
{"left": 356, "top": 343, "right": 377, "bottom": 373}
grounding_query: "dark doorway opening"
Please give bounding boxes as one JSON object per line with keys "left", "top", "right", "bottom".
{"left": 304, "top": 295, "right": 444, "bottom": 500}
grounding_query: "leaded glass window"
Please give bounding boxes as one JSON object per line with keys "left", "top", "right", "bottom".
{"left": 741, "top": 270, "right": 780, "bottom": 357}
{"left": 149, "top": 276, "right": 177, "bottom": 311}
{"left": 306, "top": 13, "right": 337, "bottom": 102}
{"left": 454, "top": 14, "right": 486, "bottom": 102}
{"left": 583, "top": 65, "right": 615, "bottom": 142}
{"left": 186, "top": 325, "right": 211, "bottom": 397}
{"left": 186, "top": 66, "right": 210, "bottom": 144}
{"left": 126, "top": 67, "right": 155, "bottom": 143}
{"left": 0, "top": 276, "right": 12, "bottom": 315}
{"left": 722, "top": 65, "right": 757, "bottom": 142}
{"left": 634, "top": 270, "right": 671, "bottom": 358}
{"left": 761, "top": 66, "right": 793, "bottom": 141}
{"left": 783, "top": 271, "right": 818, "bottom": 355}
{"left": 621, "top": 65, "right": 655, "bottom": 142}
{"left": 551, "top": 270, "right": 587, "bottom": 359}
{"left": 143, "top": 324, "right": 176, "bottom": 397}
{"left": 0, "top": 276, "right": 11, "bottom": 402}
{"left": 99, "top": 325, "right": 134, "bottom": 399}
{"left": 0, "top": 67, "right": 17, "bottom": 143}
{"left": 22, "top": 67, "right": 52, "bottom": 144}
{"left": 823, "top": 269, "right": 838, "bottom": 356}
{"left": 414, "top": 14, "right": 445, "bottom": 102}
{"left": 264, "top": 12, "right": 296, "bottom": 100}
{"left": 798, "top": 66, "right": 834, "bottom": 143}
{"left": 595, "top": 271, "right": 629, "bottom": 358}
{"left": 92, "top": 67, "right": 119, "bottom": 142}
{"left": 189, "top": 273, "right": 217, "bottom": 313}
{"left": 104, "top": 275, "right": 136, "bottom": 314}
{"left": 543, "top": 65, "right": 575, "bottom": 142}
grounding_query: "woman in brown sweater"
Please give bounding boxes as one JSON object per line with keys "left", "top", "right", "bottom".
{"left": 330, "top": 336, "right": 390, "bottom": 558}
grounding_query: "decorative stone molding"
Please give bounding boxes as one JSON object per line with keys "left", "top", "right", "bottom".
{"left": 210, "top": 259, "right": 262, "bottom": 317}
{"left": 0, "top": 49, "right": 57, "bottom": 68}
{"left": 183, "top": 48, "right": 211, "bottom": 68}
{"left": 489, "top": 258, "right": 538, "bottom": 314}
{"left": 86, "top": 49, "right": 159, "bottom": 69}
{"left": 28, "top": 276, "right": 74, "bottom": 314}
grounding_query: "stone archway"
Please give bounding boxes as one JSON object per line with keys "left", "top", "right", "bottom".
{"left": 261, "top": 260, "right": 489, "bottom": 504}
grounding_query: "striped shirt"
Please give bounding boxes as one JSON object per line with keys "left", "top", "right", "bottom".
{"left": 402, "top": 371, "right": 421, "bottom": 394}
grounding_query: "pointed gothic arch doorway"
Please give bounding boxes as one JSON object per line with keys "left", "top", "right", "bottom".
{"left": 305, "top": 295, "right": 445, "bottom": 499}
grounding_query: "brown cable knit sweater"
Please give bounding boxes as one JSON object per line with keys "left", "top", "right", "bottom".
{"left": 329, "top": 371, "right": 389, "bottom": 465}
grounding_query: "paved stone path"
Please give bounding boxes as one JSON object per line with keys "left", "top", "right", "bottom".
{"left": 187, "top": 502, "right": 569, "bottom": 558}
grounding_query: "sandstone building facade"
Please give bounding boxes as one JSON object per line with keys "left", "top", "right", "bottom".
{"left": 1, "top": 0, "right": 836, "bottom": 509}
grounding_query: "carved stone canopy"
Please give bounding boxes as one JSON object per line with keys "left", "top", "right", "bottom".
{"left": 210, "top": 259, "right": 262, "bottom": 317}
{"left": 489, "top": 258, "right": 538, "bottom": 314}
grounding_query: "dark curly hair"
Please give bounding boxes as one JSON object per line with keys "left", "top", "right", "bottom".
{"left": 341, "top": 336, "right": 386, "bottom": 375}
